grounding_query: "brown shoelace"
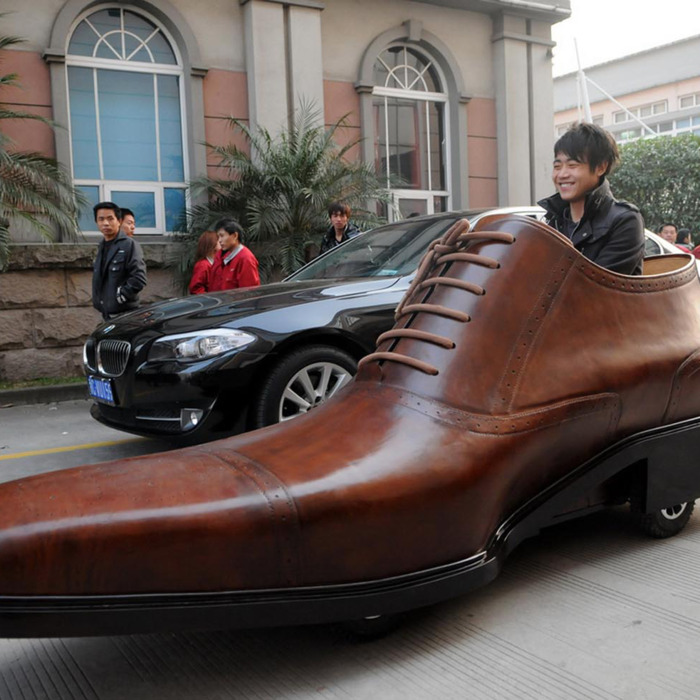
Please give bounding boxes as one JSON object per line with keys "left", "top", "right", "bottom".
{"left": 359, "top": 219, "right": 515, "bottom": 376}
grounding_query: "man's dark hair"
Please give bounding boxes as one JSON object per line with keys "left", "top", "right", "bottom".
{"left": 658, "top": 222, "right": 678, "bottom": 233}
{"left": 213, "top": 217, "right": 245, "bottom": 243}
{"left": 120, "top": 207, "right": 135, "bottom": 220}
{"left": 93, "top": 201, "right": 122, "bottom": 222}
{"left": 553, "top": 122, "right": 620, "bottom": 176}
{"left": 678, "top": 227, "right": 691, "bottom": 244}
{"left": 328, "top": 201, "right": 351, "bottom": 217}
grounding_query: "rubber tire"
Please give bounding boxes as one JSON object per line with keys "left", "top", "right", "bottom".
{"left": 632, "top": 499, "right": 695, "bottom": 538}
{"left": 335, "top": 614, "right": 404, "bottom": 641}
{"left": 252, "top": 345, "right": 357, "bottom": 429}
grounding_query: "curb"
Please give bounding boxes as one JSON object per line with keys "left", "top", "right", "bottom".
{"left": 0, "top": 382, "right": 88, "bottom": 407}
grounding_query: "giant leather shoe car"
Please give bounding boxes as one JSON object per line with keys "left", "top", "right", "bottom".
{"left": 2, "top": 214, "right": 700, "bottom": 638}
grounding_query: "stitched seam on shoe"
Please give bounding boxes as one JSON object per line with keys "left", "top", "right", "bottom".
{"left": 577, "top": 263, "right": 697, "bottom": 291}
{"left": 207, "top": 450, "right": 301, "bottom": 587}
{"left": 361, "top": 384, "right": 621, "bottom": 435}
{"left": 663, "top": 348, "right": 700, "bottom": 423}
{"left": 496, "top": 249, "right": 577, "bottom": 412}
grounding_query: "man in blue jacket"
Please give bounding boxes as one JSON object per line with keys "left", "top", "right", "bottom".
{"left": 92, "top": 202, "right": 147, "bottom": 321}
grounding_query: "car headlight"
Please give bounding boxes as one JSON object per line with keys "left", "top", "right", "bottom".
{"left": 148, "top": 329, "right": 257, "bottom": 362}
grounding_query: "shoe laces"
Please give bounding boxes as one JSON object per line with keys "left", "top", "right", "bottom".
{"left": 359, "top": 219, "right": 515, "bottom": 376}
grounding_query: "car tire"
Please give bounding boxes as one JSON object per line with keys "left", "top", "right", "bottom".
{"left": 252, "top": 345, "right": 357, "bottom": 429}
{"left": 631, "top": 499, "right": 695, "bottom": 538}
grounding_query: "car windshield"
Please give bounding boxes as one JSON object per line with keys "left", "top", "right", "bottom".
{"left": 290, "top": 216, "right": 461, "bottom": 281}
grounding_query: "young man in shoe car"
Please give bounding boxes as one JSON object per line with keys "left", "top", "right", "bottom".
{"left": 208, "top": 218, "right": 261, "bottom": 291}
{"left": 92, "top": 202, "right": 147, "bottom": 321}
{"left": 319, "top": 201, "right": 360, "bottom": 255}
{"left": 538, "top": 123, "right": 645, "bottom": 275}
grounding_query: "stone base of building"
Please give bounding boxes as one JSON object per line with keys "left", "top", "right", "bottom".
{"left": 0, "top": 243, "right": 179, "bottom": 384}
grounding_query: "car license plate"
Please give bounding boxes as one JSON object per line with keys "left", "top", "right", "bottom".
{"left": 88, "top": 376, "right": 115, "bottom": 404}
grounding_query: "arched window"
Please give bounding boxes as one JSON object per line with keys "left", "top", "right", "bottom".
{"left": 66, "top": 7, "right": 187, "bottom": 234}
{"left": 373, "top": 45, "right": 449, "bottom": 218}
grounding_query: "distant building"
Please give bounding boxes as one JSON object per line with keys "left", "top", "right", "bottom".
{"left": 554, "top": 35, "right": 700, "bottom": 144}
{"left": 3, "top": 0, "right": 570, "bottom": 242}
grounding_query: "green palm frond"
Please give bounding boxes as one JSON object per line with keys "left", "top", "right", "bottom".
{"left": 172, "top": 103, "right": 391, "bottom": 291}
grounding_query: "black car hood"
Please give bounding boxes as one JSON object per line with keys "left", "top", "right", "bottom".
{"left": 98, "top": 276, "right": 405, "bottom": 337}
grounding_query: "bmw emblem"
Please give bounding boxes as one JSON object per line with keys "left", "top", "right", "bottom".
{"left": 103, "top": 324, "right": 116, "bottom": 334}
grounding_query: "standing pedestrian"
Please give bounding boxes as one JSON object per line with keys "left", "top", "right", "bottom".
{"left": 658, "top": 223, "right": 678, "bottom": 244}
{"left": 120, "top": 208, "right": 136, "bottom": 237}
{"left": 92, "top": 202, "right": 147, "bottom": 320}
{"left": 188, "top": 230, "right": 220, "bottom": 294}
{"left": 676, "top": 228, "right": 692, "bottom": 252}
{"left": 319, "top": 202, "right": 360, "bottom": 255}
{"left": 208, "top": 218, "right": 260, "bottom": 291}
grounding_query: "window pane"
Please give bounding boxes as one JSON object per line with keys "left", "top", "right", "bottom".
{"left": 680, "top": 96, "right": 694, "bottom": 109}
{"left": 653, "top": 102, "right": 667, "bottom": 114}
{"left": 429, "top": 101, "right": 446, "bottom": 191}
{"left": 658, "top": 121, "right": 673, "bottom": 133}
{"left": 112, "top": 191, "right": 156, "bottom": 227}
{"left": 677, "top": 118, "right": 691, "bottom": 129}
{"left": 77, "top": 186, "right": 100, "bottom": 231}
{"left": 386, "top": 99, "right": 420, "bottom": 187}
{"left": 640, "top": 105, "right": 651, "bottom": 118}
{"left": 124, "top": 11, "right": 176, "bottom": 64}
{"left": 692, "top": 116, "right": 700, "bottom": 126}
{"left": 398, "top": 198, "right": 427, "bottom": 218}
{"left": 165, "top": 188, "right": 186, "bottom": 231}
{"left": 614, "top": 112, "right": 627, "bottom": 124}
{"left": 95, "top": 35, "right": 123, "bottom": 60}
{"left": 68, "top": 67, "right": 100, "bottom": 179}
{"left": 433, "top": 195, "right": 447, "bottom": 213}
{"left": 158, "top": 75, "right": 184, "bottom": 181}
{"left": 90, "top": 9, "right": 121, "bottom": 36}
{"left": 98, "top": 69, "right": 158, "bottom": 181}
{"left": 373, "top": 99, "right": 388, "bottom": 180}
{"left": 68, "top": 22, "right": 98, "bottom": 57}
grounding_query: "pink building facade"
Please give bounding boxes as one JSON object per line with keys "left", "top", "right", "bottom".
{"left": 3, "top": 0, "right": 569, "bottom": 242}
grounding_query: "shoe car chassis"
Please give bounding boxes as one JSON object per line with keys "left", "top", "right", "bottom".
{"left": 1, "top": 417, "right": 698, "bottom": 639}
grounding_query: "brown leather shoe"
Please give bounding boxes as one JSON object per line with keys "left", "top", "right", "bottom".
{"left": 2, "top": 214, "right": 700, "bottom": 637}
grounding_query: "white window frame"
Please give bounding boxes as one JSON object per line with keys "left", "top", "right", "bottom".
{"left": 372, "top": 45, "right": 451, "bottom": 222}
{"left": 65, "top": 6, "right": 189, "bottom": 235}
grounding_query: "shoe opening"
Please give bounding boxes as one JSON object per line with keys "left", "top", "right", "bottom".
{"left": 642, "top": 255, "right": 692, "bottom": 276}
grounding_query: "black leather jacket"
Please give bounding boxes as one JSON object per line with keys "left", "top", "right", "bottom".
{"left": 538, "top": 178, "right": 645, "bottom": 275}
{"left": 92, "top": 232, "right": 147, "bottom": 319}
{"left": 319, "top": 223, "right": 360, "bottom": 255}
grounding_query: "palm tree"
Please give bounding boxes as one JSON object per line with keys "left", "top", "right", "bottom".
{"left": 176, "top": 105, "right": 392, "bottom": 286}
{"left": 0, "top": 30, "right": 85, "bottom": 270}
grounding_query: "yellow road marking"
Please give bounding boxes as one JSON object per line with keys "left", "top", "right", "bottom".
{"left": 0, "top": 438, "right": 143, "bottom": 461}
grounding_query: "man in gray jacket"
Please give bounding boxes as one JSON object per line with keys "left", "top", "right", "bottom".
{"left": 92, "top": 202, "right": 147, "bottom": 321}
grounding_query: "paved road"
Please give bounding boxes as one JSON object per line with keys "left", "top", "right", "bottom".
{"left": 1, "top": 400, "right": 700, "bottom": 699}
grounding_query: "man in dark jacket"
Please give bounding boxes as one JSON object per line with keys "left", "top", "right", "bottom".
{"left": 538, "top": 123, "right": 644, "bottom": 276}
{"left": 319, "top": 201, "right": 360, "bottom": 255}
{"left": 92, "top": 202, "right": 147, "bottom": 320}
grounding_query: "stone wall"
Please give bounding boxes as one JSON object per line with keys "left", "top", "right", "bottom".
{"left": 0, "top": 243, "right": 179, "bottom": 383}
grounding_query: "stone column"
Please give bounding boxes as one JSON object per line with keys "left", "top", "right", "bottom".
{"left": 492, "top": 13, "right": 555, "bottom": 206}
{"left": 241, "top": 0, "right": 325, "bottom": 136}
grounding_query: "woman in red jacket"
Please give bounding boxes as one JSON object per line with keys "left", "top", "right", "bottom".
{"left": 188, "top": 231, "right": 219, "bottom": 294}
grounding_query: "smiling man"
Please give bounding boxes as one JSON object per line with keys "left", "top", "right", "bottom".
{"left": 92, "top": 202, "right": 147, "bottom": 320}
{"left": 538, "top": 123, "right": 645, "bottom": 275}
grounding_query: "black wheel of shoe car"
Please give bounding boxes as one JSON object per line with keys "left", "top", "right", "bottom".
{"left": 252, "top": 345, "right": 357, "bottom": 428}
{"left": 631, "top": 500, "right": 695, "bottom": 538}
{"left": 335, "top": 614, "right": 404, "bottom": 641}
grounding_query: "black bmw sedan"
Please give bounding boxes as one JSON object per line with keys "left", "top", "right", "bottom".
{"left": 83, "top": 207, "right": 676, "bottom": 442}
